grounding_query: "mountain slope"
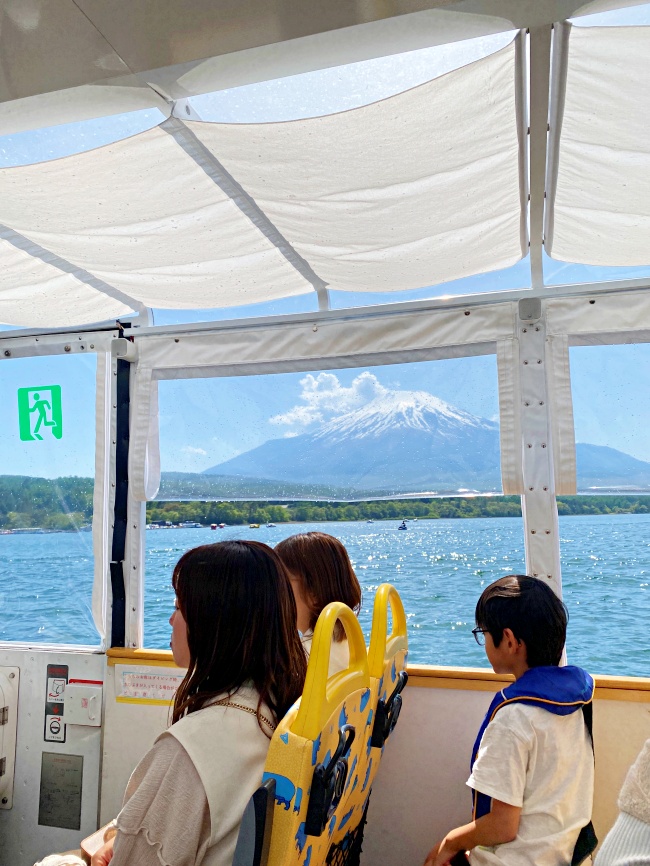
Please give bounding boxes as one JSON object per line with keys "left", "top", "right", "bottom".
{"left": 200, "top": 391, "right": 650, "bottom": 495}
{"left": 205, "top": 391, "right": 502, "bottom": 494}
{"left": 576, "top": 443, "right": 650, "bottom": 488}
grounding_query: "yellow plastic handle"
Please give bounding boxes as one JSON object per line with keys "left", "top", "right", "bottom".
{"left": 291, "top": 602, "right": 370, "bottom": 741}
{"left": 367, "top": 584, "right": 408, "bottom": 680}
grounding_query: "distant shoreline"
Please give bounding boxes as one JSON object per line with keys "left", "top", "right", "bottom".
{"left": 1, "top": 474, "right": 649, "bottom": 530}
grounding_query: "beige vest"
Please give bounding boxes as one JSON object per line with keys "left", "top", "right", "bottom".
{"left": 166, "top": 687, "right": 272, "bottom": 866}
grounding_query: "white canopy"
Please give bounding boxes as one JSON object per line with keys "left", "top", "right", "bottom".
{"left": 0, "top": 40, "right": 524, "bottom": 326}
{"left": 1, "top": 5, "right": 649, "bottom": 328}
{"left": 546, "top": 24, "right": 650, "bottom": 266}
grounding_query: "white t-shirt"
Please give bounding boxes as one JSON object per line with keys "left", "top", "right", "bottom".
{"left": 467, "top": 702, "right": 594, "bottom": 866}
{"left": 301, "top": 629, "right": 350, "bottom": 676}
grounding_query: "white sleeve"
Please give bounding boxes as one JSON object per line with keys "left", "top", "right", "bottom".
{"left": 113, "top": 734, "right": 211, "bottom": 866}
{"left": 466, "top": 710, "right": 531, "bottom": 808}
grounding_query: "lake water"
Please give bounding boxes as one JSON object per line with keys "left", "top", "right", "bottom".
{"left": 1, "top": 514, "right": 649, "bottom": 677}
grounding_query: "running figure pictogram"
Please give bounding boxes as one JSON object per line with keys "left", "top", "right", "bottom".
{"left": 29, "top": 393, "right": 56, "bottom": 439}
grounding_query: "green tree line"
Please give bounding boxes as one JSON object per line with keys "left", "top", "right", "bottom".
{"left": 1, "top": 475, "right": 649, "bottom": 529}
{"left": 0, "top": 475, "right": 93, "bottom": 530}
{"left": 146, "top": 495, "right": 650, "bottom": 525}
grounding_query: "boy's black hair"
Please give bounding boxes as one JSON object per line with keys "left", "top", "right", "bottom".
{"left": 475, "top": 575, "right": 568, "bottom": 667}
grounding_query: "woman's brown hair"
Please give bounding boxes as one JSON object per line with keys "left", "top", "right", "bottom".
{"left": 275, "top": 532, "right": 361, "bottom": 641}
{"left": 171, "top": 540, "right": 307, "bottom": 732}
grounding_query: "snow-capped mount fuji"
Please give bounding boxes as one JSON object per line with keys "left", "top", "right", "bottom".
{"left": 204, "top": 390, "right": 502, "bottom": 495}
{"left": 312, "top": 390, "right": 496, "bottom": 444}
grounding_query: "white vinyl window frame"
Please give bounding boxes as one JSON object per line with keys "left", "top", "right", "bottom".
{"left": 4, "top": 287, "right": 650, "bottom": 650}
{"left": 128, "top": 299, "right": 521, "bottom": 647}
{"left": 0, "top": 329, "right": 119, "bottom": 650}
{"left": 3, "top": 287, "right": 650, "bottom": 650}
{"left": 124, "top": 287, "right": 650, "bottom": 648}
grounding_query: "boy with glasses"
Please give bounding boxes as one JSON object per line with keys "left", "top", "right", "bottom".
{"left": 424, "top": 575, "right": 595, "bottom": 866}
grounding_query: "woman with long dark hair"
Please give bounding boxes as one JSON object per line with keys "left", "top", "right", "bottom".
{"left": 92, "top": 540, "right": 307, "bottom": 866}
{"left": 275, "top": 532, "right": 362, "bottom": 674}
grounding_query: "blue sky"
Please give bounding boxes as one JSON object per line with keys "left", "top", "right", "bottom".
{"left": 157, "top": 346, "right": 650, "bottom": 474}
{"left": 157, "top": 356, "right": 501, "bottom": 473}
{"left": 2, "top": 344, "right": 650, "bottom": 480}
{"left": 1, "top": 7, "right": 650, "bottom": 479}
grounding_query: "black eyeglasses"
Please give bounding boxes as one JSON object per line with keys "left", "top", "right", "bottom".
{"left": 472, "top": 627, "right": 488, "bottom": 646}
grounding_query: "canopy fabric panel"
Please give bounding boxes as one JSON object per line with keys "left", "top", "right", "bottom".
{"left": 0, "top": 125, "right": 311, "bottom": 324}
{"left": 0, "top": 40, "right": 525, "bottom": 327}
{"left": 0, "top": 237, "right": 131, "bottom": 327}
{"left": 546, "top": 25, "right": 650, "bottom": 267}
{"left": 189, "top": 39, "right": 525, "bottom": 293}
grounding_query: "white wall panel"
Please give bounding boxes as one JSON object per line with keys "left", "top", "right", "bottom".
{"left": 0, "top": 648, "right": 104, "bottom": 866}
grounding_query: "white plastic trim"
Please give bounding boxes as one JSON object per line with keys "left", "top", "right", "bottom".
{"left": 528, "top": 25, "right": 553, "bottom": 290}
{"left": 91, "top": 352, "right": 113, "bottom": 647}
{"left": 128, "top": 366, "right": 161, "bottom": 502}
{"left": 124, "top": 495, "right": 146, "bottom": 650}
{"left": 547, "top": 290, "right": 650, "bottom": 337}
{"left": 497, "top": 337, "right": 524, "bottom": 494}
{"left": 517, "top": 312, "right": 563, "bottom": 595}
{"left": 546, "top": 334, "right": 576, "bottom": 495}
{"left": 134, "top": 303, "right": 514, "bottom": 377}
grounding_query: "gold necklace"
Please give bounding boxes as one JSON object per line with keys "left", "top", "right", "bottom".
{"left": 213, "top": 699, "right": 276, "bottom": 732}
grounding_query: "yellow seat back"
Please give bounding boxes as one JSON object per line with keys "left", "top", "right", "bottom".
{"left": 263, "top": 602, "right": 371, "bottom": 866}
{"left": 327, "top": 585, "right": 409, "bottom": 848}
{"left": 366, "top": 584, "right": 408, "bottom": 776}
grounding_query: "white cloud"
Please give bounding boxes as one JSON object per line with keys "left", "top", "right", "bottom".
{"left": 181, "top": 445, "right": 208, "bottom": 456}
{"left": 270, "top": 371, "right": 386, "bottom": 428}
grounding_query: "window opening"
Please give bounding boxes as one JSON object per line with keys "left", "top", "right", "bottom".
{"left": 572, "top": 5, "right": 650, "bottom": 27}
{"left": 144, "top": 355, "right": 525, "bottom": 665}
{"left": 543, "top": 251, "right": 650, "bottom": 288}
{"left": 190, "top": 32, "right": 516, "bottom": 123}
{"left": 0, "top": 353, "right": 98, "bottom": 644}
{"left": 559, "top": 343, "right": 650, "bottom": 676}
{"left": 0, "top": 109, "right": 166, "bottom": 168}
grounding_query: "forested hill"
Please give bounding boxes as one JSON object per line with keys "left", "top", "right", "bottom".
{"left": 1, "top": 475, "right": 649, "bottom": 530}
{"left": 0, "top": 475, "right": 94, "bottom": 530}
{"left": 146, "top": 495, "right": 650, "bottom": 525}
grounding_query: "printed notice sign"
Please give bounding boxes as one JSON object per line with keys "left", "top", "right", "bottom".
{"left": 45, "top": 713, "right": 66, "bottom": 743}
{"left": 115, "top": 665, "right": 185, "bottom": 704}
{"left": 44, "top": 663, "right": 68, "bottom": 743}
{"left": 38, "top": 752, "right": 83, "bottom": 830}
{"left": 47, "top": 676, "right": 67, "bottom": 702}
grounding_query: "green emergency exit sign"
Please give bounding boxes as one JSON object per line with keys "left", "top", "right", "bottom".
{"left": 17, "top": 386, "right": 63, "bottom": 441}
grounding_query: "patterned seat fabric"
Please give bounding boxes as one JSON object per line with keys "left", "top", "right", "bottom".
{"left": 243, "top": 588, "right": 409, "bottom": 866}
{"left": 263, "top": 602, "right": 372, "bottom": 866}
{"left": 326, "top": 583, "right": 409, "bottom": 866}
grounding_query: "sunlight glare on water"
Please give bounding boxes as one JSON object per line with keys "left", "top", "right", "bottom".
{"left": 1, "top": 514, "right": 649, "bottom": 677}
{"left": 143, "top": 514, "right": 650, "bottom": 676}
{"left": 146, "top": 517, "right": 525, "bottom": 667}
